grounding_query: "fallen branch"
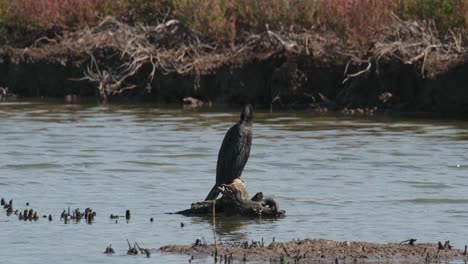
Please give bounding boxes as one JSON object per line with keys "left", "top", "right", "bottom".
{"left": 342, "top": 59, "right": 372, "bottom": 84}
{"left": 176, "top": 179, "right": 284, "bottom": 218}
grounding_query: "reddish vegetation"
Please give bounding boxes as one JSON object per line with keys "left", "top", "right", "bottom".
{"left": 2, "top": 0, "right": 468, "bottom": 47}
{"left": 8, "top": 0, "right": 126, "bottom": 29}
{"left": 316, "top": 0, "right": 396, "bottom": 50}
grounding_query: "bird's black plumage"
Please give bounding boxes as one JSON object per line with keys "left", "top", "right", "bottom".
{"left": 205, "top": 104, "right": 253, "bottom": 200}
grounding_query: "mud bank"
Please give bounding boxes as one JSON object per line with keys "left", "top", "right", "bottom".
{"left": 160, "top": 238, "right": 467, "bottom": 263}
{"left": 2, "top": 49, "right": 468, "bottom": 116}
{"left": 1, "top": 18, "right": 468, "bottom": 117}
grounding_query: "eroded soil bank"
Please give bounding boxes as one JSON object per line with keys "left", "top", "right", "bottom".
{"left": 1, "top": 17, "right": 468, "bottom": 117}
{"left": 160, "top": 238, "right": 467, "bottom": 263}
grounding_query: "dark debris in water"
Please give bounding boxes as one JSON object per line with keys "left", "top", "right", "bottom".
{"left": 2, "top": 197, "right": 40, "bottom": 221}
{"left": 104, "top": 244, "right": 115, "bottom": 254}
{"left": 127, "top": 239, "right": 151, "bottom": 258}
{"left": 399, "top": 238, "right": 417, "bottom": 245}
{"left": 102, "top": 240, "right": 155, "bottom": 258}
{"left": 126, "top": 239, "right": 138, "bottom": 255}
{"left": 2, "top": 195, "right": 466, "bottom": 263}
{"left": 1, "top": 195, "right": 162, "bottom": 259}
{"left": 60, "top": 207, "right": 96, "bottom": 224}
{"left": 3, "top": 181, "right": 285, "bottom": 232}
{"left": 126, "top": 209, "right": 131, "bottom": 220}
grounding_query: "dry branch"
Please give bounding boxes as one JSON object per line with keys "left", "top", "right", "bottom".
{"left": 371, "top": 14, "right": 468, "bottom": 78}
{"left": 56, "top": 17, "right": 209, "bottom": 101}
{"left": 51, "top": 17, "right": 289, "bottom": 101}
{"left": 342, "top": 59, "right": 372, "bottom": 84}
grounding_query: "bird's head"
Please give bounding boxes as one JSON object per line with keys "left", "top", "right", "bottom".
{"left": 240, "top": 104, "right": 253, "bottom": 124}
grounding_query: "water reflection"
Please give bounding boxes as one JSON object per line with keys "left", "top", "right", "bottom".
{"left": 191, "top": 216, "right": 246, "bottom": 240}
{"left": 189, "top": 215, "right": 281, "bottom": 242}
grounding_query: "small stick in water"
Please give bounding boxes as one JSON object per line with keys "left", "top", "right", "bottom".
{"left": 126, "top": 239, "right": 138, "bottom": 255}
{"left": 212, "top": 200, "right": 218, "bottom": 262}
{"left": 126, "top": 210, "right": 131, "bottom": 220}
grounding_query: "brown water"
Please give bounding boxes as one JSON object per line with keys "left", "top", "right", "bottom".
{"left": 1, "top": 102, "right": 468, "bottom": 263}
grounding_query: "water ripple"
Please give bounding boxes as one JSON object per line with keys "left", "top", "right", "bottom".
{"left": 2, "top": 103, "right": 468, "bottom": 264}
{"left": 4, "top": 163, "right": 63, "bottom": 169}
{"left": 398, "top": 198, "right": 468, "bottom": 204}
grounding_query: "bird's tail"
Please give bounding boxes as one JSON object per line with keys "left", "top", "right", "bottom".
{"left": 205, "top": 185, "right": 220, "bottom": 201}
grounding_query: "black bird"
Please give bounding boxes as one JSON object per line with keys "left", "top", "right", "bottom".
{"left": 205, "top": 104, "right": 253, "bottom": 200}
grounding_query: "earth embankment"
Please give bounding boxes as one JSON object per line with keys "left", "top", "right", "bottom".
{"left": 1, "top": 17, "right": 467, "bottom": 116}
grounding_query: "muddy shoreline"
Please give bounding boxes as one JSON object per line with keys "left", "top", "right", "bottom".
{"left": 1, "top": 18, "right": 468, "bottom": 117}
{"left": 160, "top": 238, "right": 467, "bottom": 263}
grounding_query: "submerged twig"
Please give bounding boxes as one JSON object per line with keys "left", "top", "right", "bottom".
{"left": 213, "top": 200, "right": 218, "bottom": 262}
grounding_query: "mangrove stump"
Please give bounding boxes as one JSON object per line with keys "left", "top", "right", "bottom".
{"left": 176, "top": 179, "right": 284, "bottom": 217}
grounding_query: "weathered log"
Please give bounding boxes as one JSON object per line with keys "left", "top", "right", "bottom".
{"left": 176, "top": 179, "right": 284, "bottom": 217}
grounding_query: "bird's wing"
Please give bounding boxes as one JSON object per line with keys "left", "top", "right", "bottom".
{"left": 216, "top": 124, "right": 242, "bottom": 185}
{"left": 232, "top": 136, "right": 250, "bottom": 179}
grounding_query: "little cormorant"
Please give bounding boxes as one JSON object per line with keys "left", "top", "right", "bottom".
{"left": 205, "top": 104, "right": 253, "bottom": 200}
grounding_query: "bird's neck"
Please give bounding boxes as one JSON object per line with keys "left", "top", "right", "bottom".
{"left": 240, "top": 119, "right": 252, "bottom": 126}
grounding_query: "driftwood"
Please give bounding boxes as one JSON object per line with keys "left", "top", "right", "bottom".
{"left": 176, "top": 179, "right": 284, "bottom": 217}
